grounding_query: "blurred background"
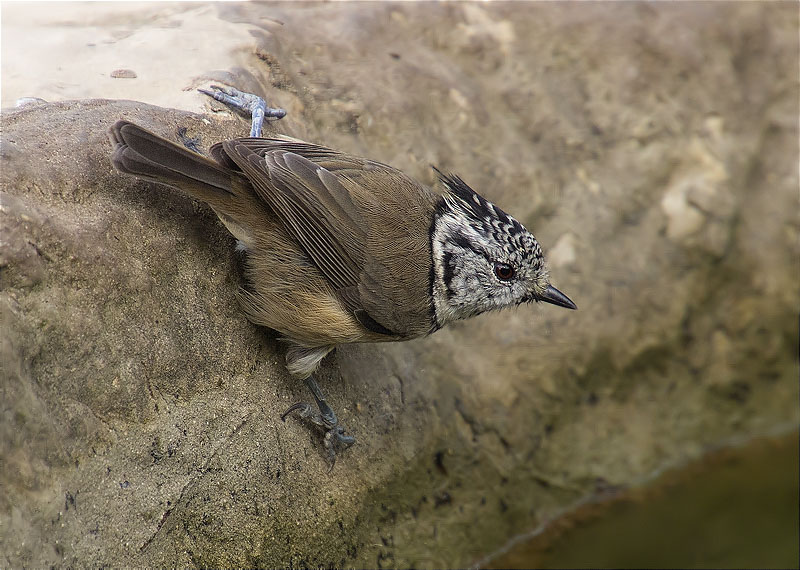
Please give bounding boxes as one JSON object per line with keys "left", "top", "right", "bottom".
{"left": 2, "top": 2, "right": 798, "bottom": 568}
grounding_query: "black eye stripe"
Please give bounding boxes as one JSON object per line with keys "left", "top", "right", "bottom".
{"left": 442, "top": 251, "right": 457, "bottom": 298}
{"left": 452, "top": 234, "right": 485, "bottom": 258}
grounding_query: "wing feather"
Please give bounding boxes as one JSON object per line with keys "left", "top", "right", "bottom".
{"left": 217, "top": 136, "right": 437, "bottom": 337}
{"left": 222, "top": 140, "right": 366, "bottom": 298}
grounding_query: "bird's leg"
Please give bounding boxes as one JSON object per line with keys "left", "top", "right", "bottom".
{"left": 198, "top": 84, "right": 286, "bottom": 137}
{"left": 281, "top": 376, "right": 355, "bottom": 471}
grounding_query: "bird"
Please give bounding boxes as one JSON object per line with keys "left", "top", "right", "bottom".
{"left": 108, "top": 86, "right": 576, "bottom": 468}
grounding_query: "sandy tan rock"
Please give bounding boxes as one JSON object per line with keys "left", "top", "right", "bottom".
{"left": 1, "top": 3, "right": 798, "bottom": 568}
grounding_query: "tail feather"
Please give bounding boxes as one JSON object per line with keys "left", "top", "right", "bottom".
{"left": 109, "top": 120, "right": 269, "bottom": 247}
{"left": 109, "top": 120, "right": 237, "bottom": 203}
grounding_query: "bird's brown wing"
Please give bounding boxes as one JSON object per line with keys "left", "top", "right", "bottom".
{"left": 229, "top": 142, "right": 365, "bottom": 288}
{"left": 217, "top": 136, "right": 438, "bottom": 338}
{"left": 214, "top": 138, "right": 384, "bottom": 332}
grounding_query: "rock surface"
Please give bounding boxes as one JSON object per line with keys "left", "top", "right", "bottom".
{"left": 1, "top": 3, "right": 798, "bottom": 568}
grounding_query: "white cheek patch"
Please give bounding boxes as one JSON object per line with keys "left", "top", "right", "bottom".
{"left": 431, "top": 211, "right": 475, "bottom": 326}
{"left": 431, "top": 211, "right": 498, "bottom": 325}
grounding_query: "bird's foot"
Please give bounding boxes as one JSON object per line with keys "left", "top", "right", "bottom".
{"left": 281, "top": 377, "right": 355, "bottom": 471}
{"left": 198, "top": 84, "right": 286, "bottom": 137}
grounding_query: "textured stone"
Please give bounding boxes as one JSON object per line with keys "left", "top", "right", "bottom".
{"left": 1, "top": 3, "right": 798, "bottom": 568}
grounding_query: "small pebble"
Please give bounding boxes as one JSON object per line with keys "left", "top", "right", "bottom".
{"left": 111, "top": 69, "right": 137, "bottom": 79}
{"left": 16, "top": 97, "right": 47, "bottom": 108}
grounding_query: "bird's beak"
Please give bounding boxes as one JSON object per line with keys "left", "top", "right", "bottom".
{"left": 538, "top": 285, "right": 577, "bottom": 310}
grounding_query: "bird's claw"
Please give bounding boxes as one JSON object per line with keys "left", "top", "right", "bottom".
{"left": 325, "top": 426, "right": 355, "bottom": 473}
{"left": 281, "top": 397, "right": 355, "bottom": 471}
{"left": 198, "top": 84, "right": 286, "bottom": 137}
{"left": 280, "top": 402, "right": 315, "bottom": 422}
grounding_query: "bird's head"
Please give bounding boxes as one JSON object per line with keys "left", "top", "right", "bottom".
{"left": 430, "top": 171, "right": 576, "bottom": 328}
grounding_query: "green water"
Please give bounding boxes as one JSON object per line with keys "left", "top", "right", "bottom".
{"left": 487, "top": 433, "right": 799, "bottom": 569}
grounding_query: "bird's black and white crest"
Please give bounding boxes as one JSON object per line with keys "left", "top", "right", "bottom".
{"left": 429, "top": 170, "right": 550, "bottom": 329}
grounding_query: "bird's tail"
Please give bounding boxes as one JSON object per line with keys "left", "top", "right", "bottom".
{"left": 109, "top": 120, "right": 240, "bottom": 206}
{"left": 109, "top": 120, "right": 270, "bottom": 246}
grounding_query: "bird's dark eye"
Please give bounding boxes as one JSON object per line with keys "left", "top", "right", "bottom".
{"left": 494, "top": 262, "right": 515, "bottom": 281}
